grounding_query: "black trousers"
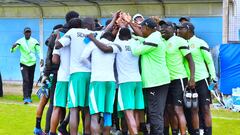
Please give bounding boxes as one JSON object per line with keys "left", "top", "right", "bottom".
{"left": 144, "top": 84, "right": 169, "bottom": 135}
{"left": 0, "top": 72, "right": 3, "bottom": 97}
{"left": 20, "top": 63, "right": 36, "bottom": 99}
{"left": 45, "top": 73, "right": 57, "bottom": 133}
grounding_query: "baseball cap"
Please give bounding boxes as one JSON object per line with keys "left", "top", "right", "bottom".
{"left": 179, "top": 16, "right": 190, "bottom": 22}
{"left": 159, "top": 20, "right": 175, "bottom": 28}
{"left": 177, "top": 22, "right": 195, "bottom": 31}
{"left": 24, "top": 27, "right": 31, "bottom": 33}
{"left": 141, "top": 18, "right": 157, "bottom": 29}
{"left": 133, "top": 13, "right": 144, "bottom": 21}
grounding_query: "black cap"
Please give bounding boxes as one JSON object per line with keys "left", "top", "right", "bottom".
{"left": 179, "top": 16, "right": 190, "bottom": 22}
{"left": 159, "top": 20, "right": 175, "bottom": 28}
{"left": 24, "top": 27, "right": 31, "bottom": 33}
{"left": 177, "top": 22, "right": 195, "bottom": 31}
{"left": 141, "top": 18, "right": 157, "bottom": 29}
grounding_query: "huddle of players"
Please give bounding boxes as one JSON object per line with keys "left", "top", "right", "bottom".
{"left": 42, "top": 11, "right": 216, "bottom": 135}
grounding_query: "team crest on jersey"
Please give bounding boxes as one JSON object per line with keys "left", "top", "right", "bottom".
{"left": 168, "top": 43, "right": 172, "bottom": 48}
{"left": 190, "top": 44, "right": 195, "bottom": 48}
{"left": 125, "top": 45, "right": 131, "bottom": 51}
{"left": 77, "top": 32, "right": 85, "bottom": 37}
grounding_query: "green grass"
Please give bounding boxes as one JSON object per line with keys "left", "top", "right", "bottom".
{"left": 0, "top": 94, "right": 240, "bottom": 135}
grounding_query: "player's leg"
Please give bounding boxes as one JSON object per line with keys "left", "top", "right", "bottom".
{"left": 34, "top": 95, "right": 49, "bottom": 134}
{"left": 20, "top": 63, "right": 30, "bottom": 103}
{"left": 45, "top": 74, "right": 57, "bottom": 133}
{"left": 118, "top": 82, "right": 137, "bottom": 134}
{"left": 91, "top": 113, "right": 101, "bottom": 134}
{"left": 50, "top": 81, "right": 69, "bottom": 134}
{"left": 83, "top": 107, "right": 91, "bottom": 135}
{"left": 58, "top": 111, "right": 70, "bottom": 134}
{"left": 171, "top": 79, "right": 188, "bottom": 135}
{"left": 69, "top": 107, "right": 80, "bottom": 135}
{"left": 198, "top": 79, "right": 212, "bottom": 135}
{"left": 165, "top": 85, "right": 179, "bottom": 135}
{"left": 145, "top": 84, "right": 169, "bottom": 135}
{"left": 28, "top": 64, "right": 36, "bottom": 100}
{"left": 89, "top": 82, "right": 105, "bottom": 134}
{"left": 104, "top": 82, "right": 116, "bottom": 135}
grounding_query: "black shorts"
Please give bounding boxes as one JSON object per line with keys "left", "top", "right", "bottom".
{"left": 167, "top": 78, "right": 188, "bottom": 106}
{"left": 196, "top": 78, "right": 212, "bottom": 105}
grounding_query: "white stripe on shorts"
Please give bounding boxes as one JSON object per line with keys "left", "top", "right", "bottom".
{"left": 69, "top": 81, "right": 76, "bottom": 107}
{"left": 204, "top": 78, "right": 209, "bottom": 87}
{"left": 90, "top": 87, "right": 99, "bottom": 113}
{"left": 180, "top": 78, "right": 185, "bottom": 92}
{"left": 118, "top": 87, "right": 124, "bottom": 110}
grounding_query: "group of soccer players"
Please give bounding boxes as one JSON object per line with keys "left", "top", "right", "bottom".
{"left": 34, "top": 10, "right": 217, "bottom": 135}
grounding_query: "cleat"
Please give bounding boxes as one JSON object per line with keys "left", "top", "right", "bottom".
{"left": 34, "top": 127, "right": 45, "bottom": 135}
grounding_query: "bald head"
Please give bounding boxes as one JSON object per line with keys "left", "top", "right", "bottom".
{"left": 82, "top": 17, "right": 95, "bottom": 30}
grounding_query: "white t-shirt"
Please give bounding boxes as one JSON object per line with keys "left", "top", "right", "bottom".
{"left": 58, "top": 28, "right": 94, "bottom": 74}
{"left": 114, "top": 38, "right": 141, "bottom": 84}
{"left": 81, "top": 38, "right": 120, "bottom": 82}
{"left": 53, "top": 46, "right": 70, "bottom": 82}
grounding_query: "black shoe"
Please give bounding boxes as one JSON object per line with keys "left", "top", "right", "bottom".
{"left": 58, "top": 125, "right": 69, "bottom": 135}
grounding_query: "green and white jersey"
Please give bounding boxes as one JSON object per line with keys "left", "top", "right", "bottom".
{"left": 166, "top": 36, "right": 190, "bottom": 80}
{"left": 58, "top": 28, "right": 93, "bottom": 74}
{"left": 187, "top": 35, "right": 216, "bottom": 81}
{"left": 11, "top": 37, "right": 42, "bottom": 66}
{"left": 81, "top": 38, "right": 121, "bottom": 82}
{"left": 130, "top": 31, "right": 170, "bottom": 88}
{"left": 114, "top": 38, "right": 141, "bottom": 84}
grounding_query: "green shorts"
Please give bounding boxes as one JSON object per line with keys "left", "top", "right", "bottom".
{"left": 89, "top": 81, "right": 116, "bottom": 115}
{"left": 118, "top": 82, "right": 144, "bottom": 111}
{"left": 54, "top": 81, "right": 69, "bottom": 107}
{"left": 68, "top": 72, "right": 91, "bottom": 108}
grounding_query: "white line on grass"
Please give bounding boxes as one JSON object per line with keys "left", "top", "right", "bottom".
{"left": 0, "top": 101, "right": 38, "bottom": 107}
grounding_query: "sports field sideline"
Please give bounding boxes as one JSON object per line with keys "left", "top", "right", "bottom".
{"left": 0, "top": 83, "right": 239, "bottom": 135}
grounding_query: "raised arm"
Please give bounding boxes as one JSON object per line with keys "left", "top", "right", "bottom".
{"left": 87, "top": 33, "right": 114, "bottom": 53}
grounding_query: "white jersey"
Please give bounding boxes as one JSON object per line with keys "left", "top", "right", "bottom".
{"left": 81, "top": 38, "right": 121, "bottom": 82}
{"left": 52, "top": 46, "right": 70, "bottom": 82}
{"left": 114, "top": 39, "right": 141, "bottom": 84}
{"left": 58, "top": 28, "right": 94, "bottom": 74}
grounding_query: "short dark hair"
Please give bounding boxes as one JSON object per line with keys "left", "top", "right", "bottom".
{"left": 65, "top": 11, "right": 79, "bottom": 23}
{"left": 53, "top": 24, "right": 63, "bottom": 30}
{"left": 100, "top": 31, "right": 114, "bottom": 41}
{"left": 82, "top": 17, "right": 95, "bottom": 30}
{"left": 119, "top": 28, "right": 131, "bottom": 40}
{"left": 68, "top": 18, "right": 82, "bottom": 29}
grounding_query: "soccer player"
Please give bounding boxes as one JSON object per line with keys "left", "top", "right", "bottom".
{"left": 11, "top": 27, "right": 44, "bottom": 104}
{"left": 159, "top": 20, "right": 195, "bottom": 135}
{"left": 115, "top": 28, "right": 145, "bottom": 135}
{"left": 81, "top": 31, "right": 120, "bottom": 135}
{"left": 48, "top": 18, "right": 81, "bottom": 135}
{"left": 33, "top": 11, "right": 79, "bottom": 135}
{"left": 55, "top": 18, "right": 96, "bottom": 135}
{"left": 178, "top": 22, "right": 217, "bottom": 135}
{"left": 130, "top": 18, "right": 170, "bottom": 135}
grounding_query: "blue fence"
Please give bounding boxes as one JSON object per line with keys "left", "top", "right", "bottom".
{"left": 0, "top": 17, "right": 222, "bottom": 81}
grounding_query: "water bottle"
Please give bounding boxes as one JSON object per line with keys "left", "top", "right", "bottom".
{"left": 208, "top": 81, "right": 216, "bottom": 91}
